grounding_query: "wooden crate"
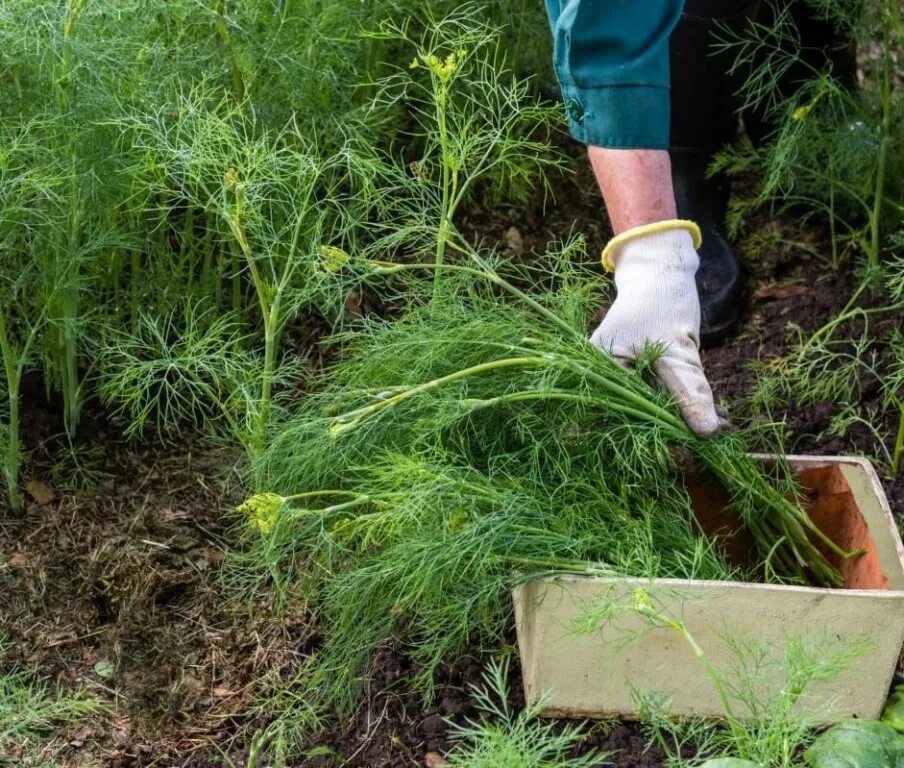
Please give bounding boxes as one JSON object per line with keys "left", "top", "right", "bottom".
{"left": 513, "top": 456, "right": 904, "bottom": 722}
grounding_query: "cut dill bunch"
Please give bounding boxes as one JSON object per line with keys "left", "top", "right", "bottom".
{"left": 230, "top": 244, "right": 855, "bottom": 717}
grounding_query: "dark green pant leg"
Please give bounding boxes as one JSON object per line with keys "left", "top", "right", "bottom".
{"left": 544, "top": 0, "right": 685, "bottom": 149}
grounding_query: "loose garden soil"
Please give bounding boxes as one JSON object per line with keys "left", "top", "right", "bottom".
{"left": 2, "top": 155, "right": 901, "bottom": 768}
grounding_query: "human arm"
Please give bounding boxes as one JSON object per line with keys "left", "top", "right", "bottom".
{"left": 543, "top": 1, "right": 725, "bottom": 436}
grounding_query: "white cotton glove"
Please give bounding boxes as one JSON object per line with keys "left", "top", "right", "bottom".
{"left": 590, "top": 221, "right": 727, "bottom": 437}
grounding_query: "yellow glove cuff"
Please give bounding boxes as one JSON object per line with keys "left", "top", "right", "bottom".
{"left": 600, "top": 219, "right": 703, "bottom": 272}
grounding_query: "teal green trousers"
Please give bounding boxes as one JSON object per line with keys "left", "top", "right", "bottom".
{"left": 544, "top": 0, "right": 685, "bottom": 149}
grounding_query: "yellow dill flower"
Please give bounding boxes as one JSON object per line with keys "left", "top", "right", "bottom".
{"left": 237, "top": 492, "right": 285, "bottom": 534}
{"left": 410, "top": 49, "right": 466, "bottom": 82}
{"left": 632, "top": 586, "right": 655, "bottom": 614}
{"left": 792, "top": 104, "right": 812, "bottom": 121}
{"left": 448, "top": 509, "right": 469, "bottom": 533}
{"left": 318, "top": 244, "right": 351, "bottom": 273}
{"left": 224, "top": 167, "right": 240, "bottom": 192}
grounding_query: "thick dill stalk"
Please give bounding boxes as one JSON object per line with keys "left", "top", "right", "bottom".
{"left": 215, "top": 0, "right": 246, "bottom": 105}
{"left": 0, "top": 307, "right": 46, "bottom": 512}
{"left": 0, "top": 312, "right": 23, "bottom": 512}
{"left": 891, "top": 404, "right": 904, "bottom": 478}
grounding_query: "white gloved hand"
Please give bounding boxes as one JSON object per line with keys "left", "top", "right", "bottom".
{"left": 590, "top": 221, "right": 727, "bottom": 437}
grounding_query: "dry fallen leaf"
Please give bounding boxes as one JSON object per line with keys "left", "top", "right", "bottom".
{"left": 504, "top": 226, "right": 524, "bottom": 255}
{"left": 752, "top": 282, "right": 809, "bottom": 302}
{"left": 25, "top": 479, "right": 55, "bottom": 505}
{"left": 8, "top": 552, "right": 28, "bottom": 568}
{"left": 425, "top": 752, "right": 450, "bottom": 768}
{"left": 345, "top": 290, "right": 363, "bottom": 317}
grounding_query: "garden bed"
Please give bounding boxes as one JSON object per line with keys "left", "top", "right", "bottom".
{"left": 2, "top": 169, "right": 902, "bottom": 766}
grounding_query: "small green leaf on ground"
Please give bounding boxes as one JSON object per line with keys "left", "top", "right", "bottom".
{"left": 93, "top": 660, "right": 115, "bottom": 680}
{"left": 805, "top": 721, "right": 904, "bottom": 768}
{"left": 881, "top": 685, "right": 904, "bottom": 733}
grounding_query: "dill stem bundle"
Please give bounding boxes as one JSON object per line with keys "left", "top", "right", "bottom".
{"left": 348, "top": 255, "right": 856, "bottom": 586}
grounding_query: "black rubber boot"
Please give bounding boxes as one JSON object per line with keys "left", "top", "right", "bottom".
{"left": 669, "top": 1, "right": 757, "bottom": 348}
{"left": 671, "top": 150, "right": 743, "bottom": 348}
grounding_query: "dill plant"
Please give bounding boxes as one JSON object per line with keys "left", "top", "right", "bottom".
{"left": 0, "top": 124, "right": 70, "bottom": 510}
{"left": 100, "top": 8, "right": 562, "bottom": 455}
{"left": 0, "top": 0, "right": 149, "bottom": 437}
{"left": 442, "top": 657, "right": 608, "bottom": 768}
{"left": 714, "top": 0, "right": 902, "bottom": 272}
{"left": 0, "top": 642, "right": 100, "bottom": 765}
{"left": 93, "top": 304, "right": 272, "bottom": 442}
{"left": 224, "top": 12, "right": 858, "bottom": 739}
{"left": 0, "top": 0, "right": 556, "bottom": 463}
{"left": 714, "top": 1, "right": 904, "bottom": 476}
{"left": 745, "top": 264, "right": 904, "bottom": 477}
{"left": 113, "top": 90, "right": 366, "bottom": 454}
{"left": 362, "top": 7, "right": 564, "bottom": 301}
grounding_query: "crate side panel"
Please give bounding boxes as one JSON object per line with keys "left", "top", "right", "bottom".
{"left": 838, "top": 462, "right": 904, "bottom": 590}
{"left": 521, "top": 578, "right": 904, "bottom": 723}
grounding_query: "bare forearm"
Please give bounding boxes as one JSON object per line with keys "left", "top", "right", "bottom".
{"left": 587, "top": 147, "right": 677, "bottom": 235}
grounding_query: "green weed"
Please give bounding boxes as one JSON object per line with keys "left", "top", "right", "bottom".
{"left": 443, "top": 656, "right": 608, "bottom": 768}
{"left": 0, "top": 644, "right": 100, "bottom": 767}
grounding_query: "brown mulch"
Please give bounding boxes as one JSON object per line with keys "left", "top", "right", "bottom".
{"left": 0, "top": 440, "right": 308, "bottom": 767}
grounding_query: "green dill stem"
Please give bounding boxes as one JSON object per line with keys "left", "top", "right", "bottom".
{"left": 466, "top": 388, "right": 687, "bottom": 436}
{"left": 554, "top": 357, "right": 689, "bottom": 435}
{"left": 332, "top": 353, "right": 688, "bottom": 440}
{"left": 371, "top": 260, "right": 688, "bottom": 430}
{"left": 57, "top": 0, "right": 88, "bottom": 112}
{"left": 869, "top": 0, "right": 896, "bottom": 272}
{"left": 891, "top": 402, "right": 904, "bottom": 478}
{"left": 870, "top": 126, "right": 889, "bottom": 273}
{"left": 432, "top": 74, "right": 454, "bottom": 306}
{"left": 284, "top": 490, "right": 365, "bottom": 502}
{"left": 0, "top": 311, "right": 22, "bottom": 512}
{"left": 679, "top": 624, "right": 742, "bottom": 734}
{"left": 0, "top": 309, "right": 45, "bottom": 512}
{"left": 633, "top": 603, "right": 742, "bottom": 729}
{"left": 180, "top": 208, "right": 196, "bottom": 292}
{"left": 259, "top": 293, "right": 280, "bottom": 454}
{"left": 829, "top": 183, "right": 838, "bottom": 269}
{"left": 129, "top": 250, "right": 142, "bottom": 333}
{"left": 304, "top": 496, "right": 371, "bottom": 516}
{"left": 501, "top": 555, "right": 615, "bottom": 575}
{"left": 230, "top": 245, "right": 242, "bottom": 313}
{"left": 707, "top": 453, "right": 856, "bottom": 575}
{"left": 245, "top": 728, "right": 272, "bottom": 768}
{"left": 225, "top": 179, "right": 274, "bottom": 455}
{"left": 374, "top": 256, "right": 580, "bottom": 341}
{"left": 216, "top": 0, "right": 246, "bottom": 105}
{"left": 61, "top": 193, "right": 83, "bottom": 436}
{"left": 331, "top": 356, "right": 550, "bottom": 434}
{"left": 201, "top": 236, "right": 215, "bottom": 308}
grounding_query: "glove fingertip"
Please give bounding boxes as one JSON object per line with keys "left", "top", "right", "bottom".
{"left": 685, "top": 410, "right": 723, "bottom": 438}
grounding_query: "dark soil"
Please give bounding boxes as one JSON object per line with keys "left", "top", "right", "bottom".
{"left": 2, "top": 151, "right": 902, "bottom": 768}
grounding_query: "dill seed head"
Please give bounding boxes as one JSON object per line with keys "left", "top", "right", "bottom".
{"left": 237, "top": 492, "right": 285, "bottom": 534}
